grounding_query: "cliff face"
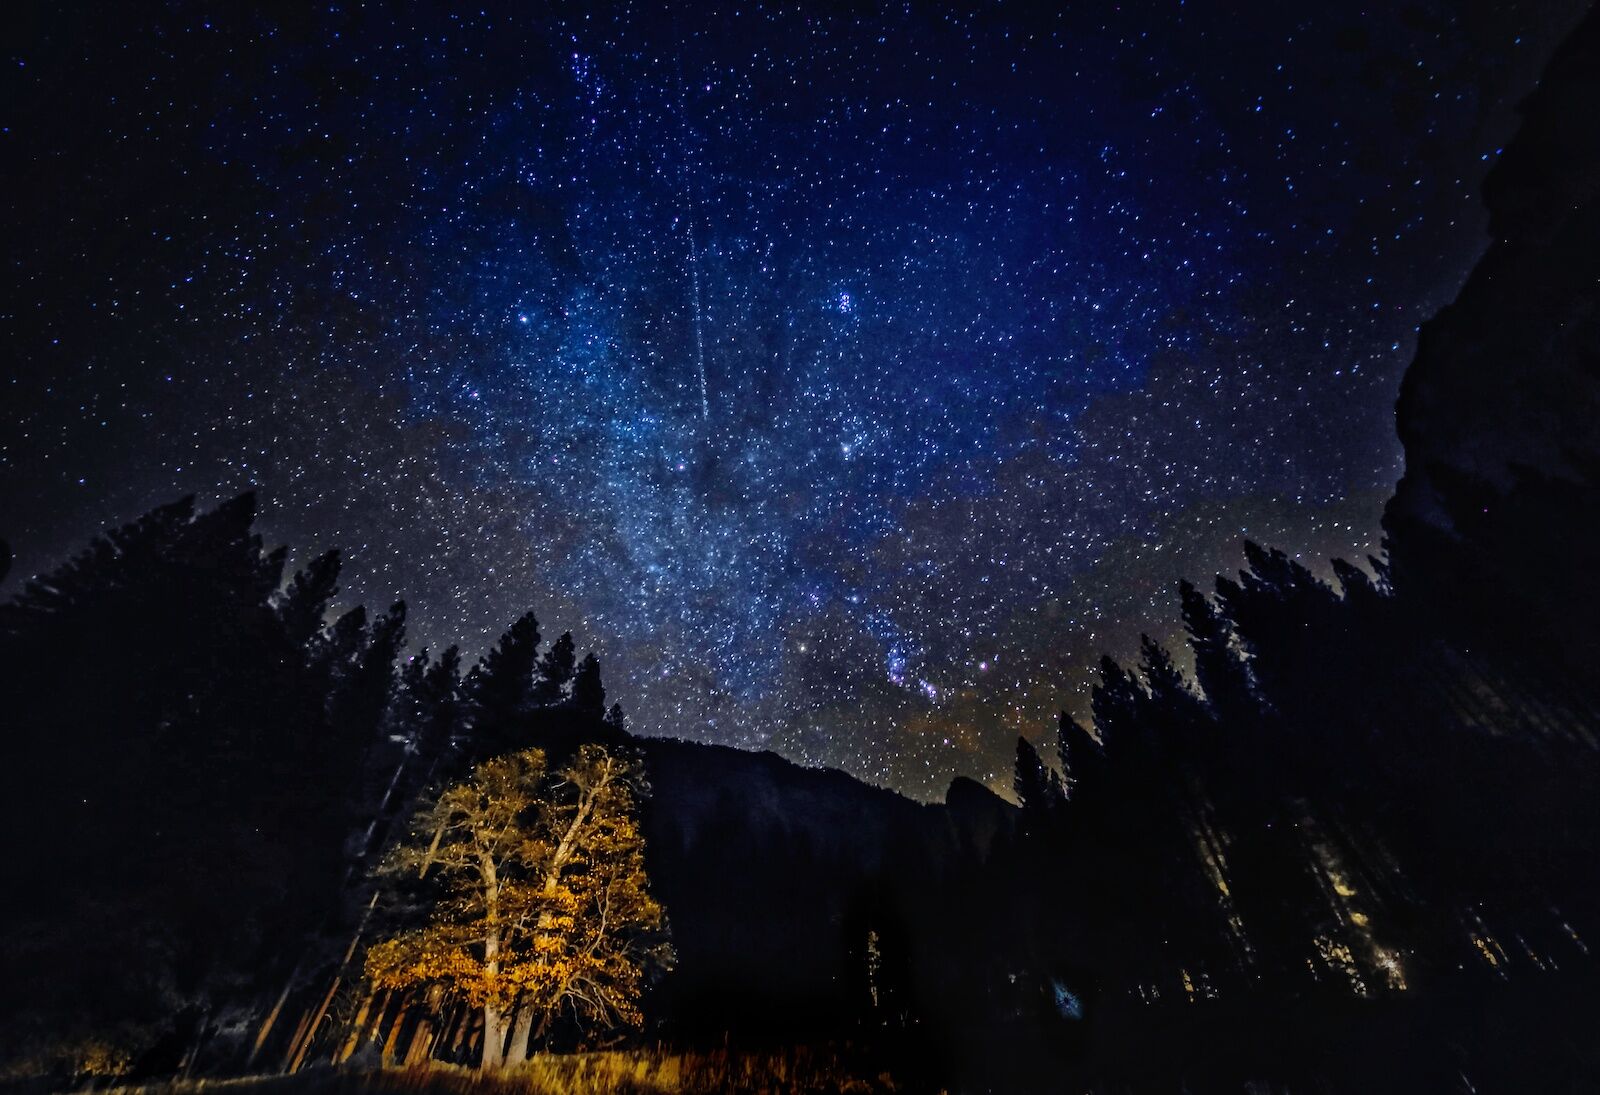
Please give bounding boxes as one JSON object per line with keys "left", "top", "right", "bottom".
{"left": 633, "top": 734, "right": 953, "bottom": 1037}
{"left": 1385, "top": 7, "right": 1600, "bottom": 665}
{"left": 1389, "top": 9, "right": 1600, "bottom": 515}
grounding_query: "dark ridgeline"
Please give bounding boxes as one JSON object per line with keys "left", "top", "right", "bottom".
{"left": 2, "top": 8, "right": 1600, "bottom": 1093}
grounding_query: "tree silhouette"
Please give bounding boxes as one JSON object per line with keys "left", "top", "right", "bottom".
{"left": 1178, "top": 578, "right": 1255, "bottom": 726}
{"left": 464, "top": 612, "right": 541, "bottom": 757}
{"left": 1012, "top": 736, "right": 1064, "bottom": 825}
{"left": 1055, "top": 712, "right": 1104, "bottom": 808}
{"left": 532, "top": 631, "right": 577, "bottom": 706}
{"left": 276, "top": 550, "right": 342, "bottom": 648}
{"left": 571, "top": 652, "right": 606, "bottom": 719}
{"left": 0, "top": 495, "right": 398, "bottom": 1071}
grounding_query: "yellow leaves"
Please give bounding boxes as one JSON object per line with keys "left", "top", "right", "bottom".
{"left": 365, "top": 932, "right": 491, "bottom": 998}
{"left": 366, "top": 743, "right": 671, "bottom": 1048}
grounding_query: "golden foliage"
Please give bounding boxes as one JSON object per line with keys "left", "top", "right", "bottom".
{"left": 365, "top": 746, "right": 672, "bottom": 1043}
{"left": 0, "top": 1026, "right": 153, "bottom": 1082}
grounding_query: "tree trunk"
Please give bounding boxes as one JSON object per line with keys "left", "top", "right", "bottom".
{"left": 444, "top": 1000, "right": 471, "bottom": 1060}
{"left": 420, "top": 818, "right": 448, "bottom": 877}
{"left": 286, "top": 889, "right": 383, "bottom": 1073}
{"left": 287, "top": 974, "right": 341, "bottom": 1073}
{"left": 481, "top": 1002, "right": 509, "bottom": 1069}
{"left": 279, "top": 1009, "right": 313, "bottom": 1073}
{"left": 246, "top": 969, "right": 299, "bottom": 1069}
{"left": 401, "top": 985, "right": 446, "bottom": 1065}
{"left": 514, "top": 768, "right": 609, "bottom": 1056}
{"left": 335, "top": 987, "right": 382, "bottom": 1064}
{"left": 178, "top": 1007, "right": 210, "bottom": 1079}
{"left": 503, "top": 998, "right": 536, "bottom": 1066}
{"left": 380, "top": 992, "right": 409, "bottom": 1066}
{"left": 478, "top": 850, "right": 507, "bottom": 1069}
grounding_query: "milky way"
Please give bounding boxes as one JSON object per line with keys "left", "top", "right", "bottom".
{"left": 2, "top": 2, "right": 1587, "bottom": 797}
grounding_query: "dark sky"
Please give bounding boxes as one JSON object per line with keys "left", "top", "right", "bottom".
{"left": 2, "top": 1, "right": 1588, "bottom": 797}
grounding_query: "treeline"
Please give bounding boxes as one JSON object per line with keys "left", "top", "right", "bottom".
{"left": 1008, "top": 536, "right": 1600, "bottom": 1017}
{"left": 0, "top": 493, "right": 632, "bottom": 1081}
{"left": 1006, "top": 4, "right": 1600, "bottom": 1031}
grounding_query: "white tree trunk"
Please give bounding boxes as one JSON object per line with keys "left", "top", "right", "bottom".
{"left": 481, "top": 1002, "right": 507, "bottom": 1069}
{"left": 503, "top": 999, "right": 536, "bottom": 1066}
{"left": 480, "top": 852, "right": 505, "bottom": 1069}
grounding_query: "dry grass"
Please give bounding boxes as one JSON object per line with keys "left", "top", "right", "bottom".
{"left": 105, "top": 1047, "right": 906, "bottom": 1095}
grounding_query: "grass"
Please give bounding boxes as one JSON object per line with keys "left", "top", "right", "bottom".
{"left": 102, "top": 1047, "right": 908, "bottom": 1095}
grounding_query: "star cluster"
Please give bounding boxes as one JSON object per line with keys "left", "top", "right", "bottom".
{"left": 2, "top": 1, "right": 1586, "bottom": 797}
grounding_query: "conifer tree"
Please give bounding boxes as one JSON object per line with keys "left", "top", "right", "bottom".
{"left": 314, "top": 606, "right": 369, "bottom": 683}
{"left": 331, "top": 601, "right": 407, "bottom": 743}
{"left": 415, "top": 644, "right": 464, "bottom": 761}
{"left": 0, "top": 495, "right": 385, "bottom": 1069}
{"left": 1137, "top": 634, "right": 1210, "bottom": 761}
{"left": 276, "top": 550, "right": 342, "bottom": 649}
{"left": 1179, "top": 579, "right": 1255, "bottom": 725}
{"left": 1331, "top": 557, "right": 1380, "bottom": 607}
{"left": 388, "top": 645, "right": 461, "bottom": 773}
{"left": 1056, "top": 712, "right": 1105, "bottom": 805}
{"left": 1137, "top": 634, "right": 1188, "bottom": 704}
{"left": 396, "top": 648, "right": 431, "bottom": 722}
{"left": 1089, "top": 655, "right": 1146, "bottom": 760}
{"left": 531, "top": 631, "right": 577, "bottom": 705}
{"left": 1013, "top": 736, "right": 1065, "bottom": 822}
{"left": 571, "top": 651, "right": 606, "bottom": 718}
{"left": 465, "top": 612, "right": 541, "bottom": 756}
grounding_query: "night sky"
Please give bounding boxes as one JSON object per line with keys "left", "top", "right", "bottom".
{"left": 2, "top": 2, "right": 1588, "bottom": 798}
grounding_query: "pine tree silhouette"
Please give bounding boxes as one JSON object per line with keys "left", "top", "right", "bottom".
{"left": 464, "top": 611, "right": 541, "bottom": 756}
{"left": 571, "top": 651, "right": 607, "bottom": 718}
{"left": 276, "top": 550, "right": 342, "bottom": 648}
{"left": 1012, "top": 736, "right": 1064, "bottom": 821}
{"left": 1179, "top": 578, "right": 1255, "bottom": 726}
{"left": 531, "top": 630, "right": 577, "bottom": 706}
{"left": 1056, "top": 712, "right": 1104, "bottom": 808}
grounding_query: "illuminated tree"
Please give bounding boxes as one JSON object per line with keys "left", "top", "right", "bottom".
{"left": 364, "top": 745, "right": 671, "bottom": 1068}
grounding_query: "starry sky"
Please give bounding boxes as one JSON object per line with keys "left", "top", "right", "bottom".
{"left": 2, "top": 1, "right": 1589, "bottom": 798}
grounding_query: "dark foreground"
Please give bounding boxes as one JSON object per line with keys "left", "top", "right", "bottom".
{"left": 41, "top": 972, "right": 1600, "bottom": 1095}
{"left": 96, "top": 1048, "right": 899, "bottom": 1095}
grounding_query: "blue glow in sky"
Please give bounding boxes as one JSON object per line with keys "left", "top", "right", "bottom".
{"left": 2, "top": 0, "right": 1586, "bottom": 795}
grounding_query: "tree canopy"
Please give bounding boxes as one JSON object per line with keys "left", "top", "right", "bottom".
{"left": 366, "top": 745, "right": 671, "bottom": 1067}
